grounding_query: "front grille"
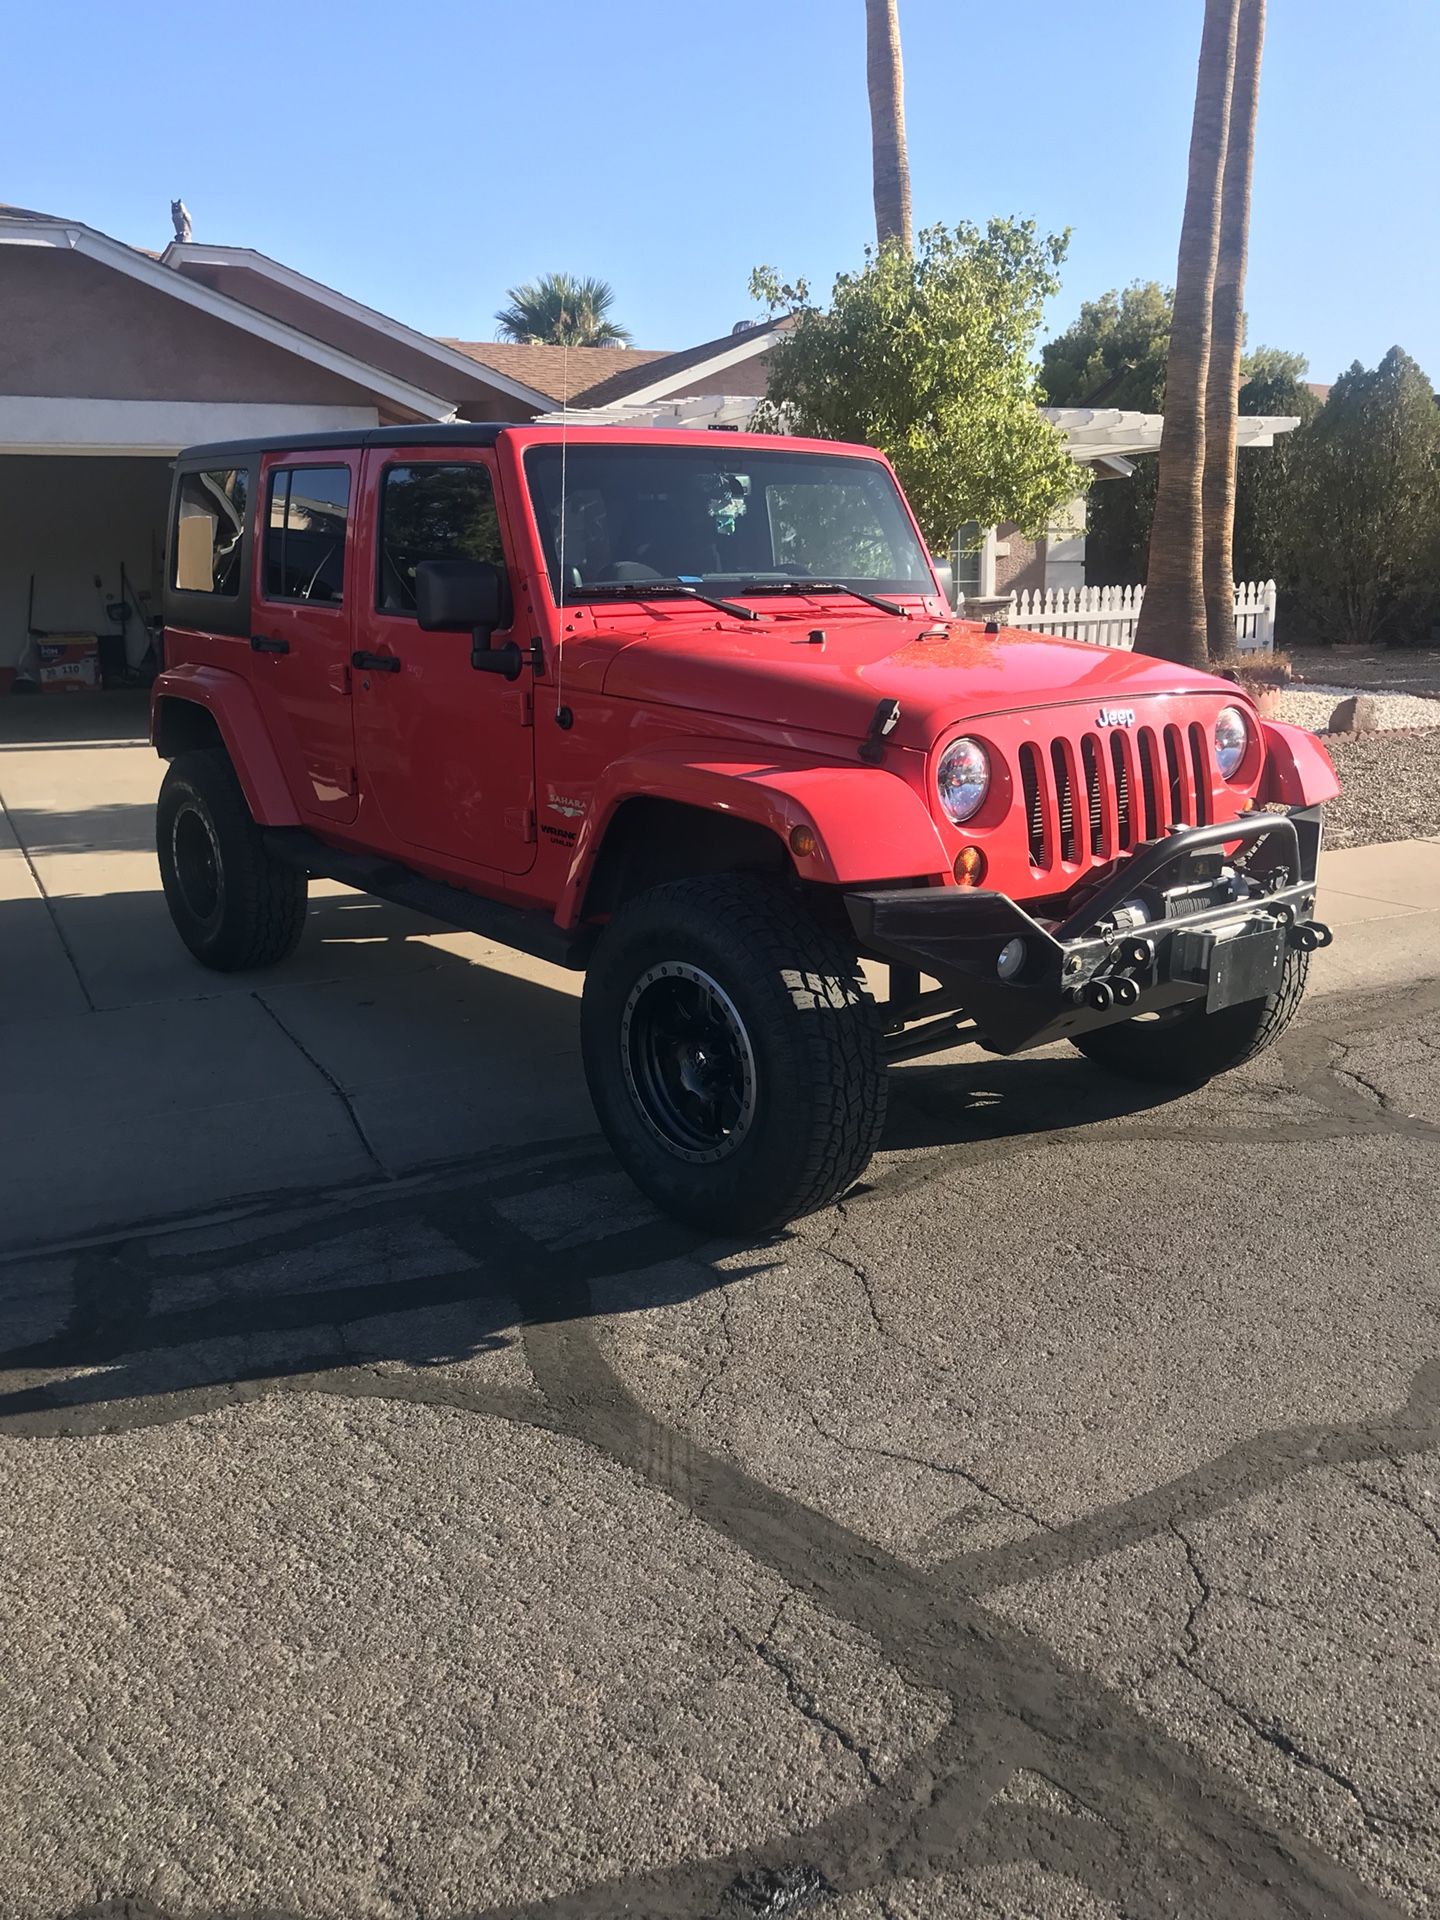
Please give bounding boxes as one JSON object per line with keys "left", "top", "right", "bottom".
{"left": 1022, "top": 720, "right": 1213, "bottom": 872}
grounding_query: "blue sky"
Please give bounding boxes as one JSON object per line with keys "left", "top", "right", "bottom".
{"left": 5, "top": 0, "right": 1436, "bottom": 383}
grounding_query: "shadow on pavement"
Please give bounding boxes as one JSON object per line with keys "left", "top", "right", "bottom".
{"left": 0, "top": 1041, "right": 1183, "bottom": 1433}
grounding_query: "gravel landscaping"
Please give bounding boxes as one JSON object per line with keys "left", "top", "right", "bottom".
{"left": 1319, "top": 727, "right": 1440, "bottom": 848}
{"left": 1288, "top": 644, "right": 1440, "bottom": 699}
{"left": 1272, "top": 684, "right": 1440, "bottom": 732}
{"left": 1249, "top": 650, "right": 1440, "bottom": 846}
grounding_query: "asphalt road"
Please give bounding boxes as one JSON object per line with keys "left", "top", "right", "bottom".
{"left": 1, "top": 976, "right": 1438, "bottom": 1920}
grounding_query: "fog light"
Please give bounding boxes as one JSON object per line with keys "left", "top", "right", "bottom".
{"left": 954, "top": 845, "right": 987, "bottom": 886}
{"left": 996, "top": 937, "right": 1026, "bottom": 980}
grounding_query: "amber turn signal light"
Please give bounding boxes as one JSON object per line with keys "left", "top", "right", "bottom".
{"left": 954, "top": 845, "right": 987, "bottom": 886}
{"left": 789, "top": 825, "right": 819, "bottom": 858}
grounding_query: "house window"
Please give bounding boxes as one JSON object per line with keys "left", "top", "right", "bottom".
{"left": 951, "top": 523, "right": 983, "bottom": 600}
{"left": 173, "top": 468, "right": 248, "bottom": 595}
{"left": 377, "top": 464, "right": 504, "bottom": 614}
{"left": 264, "top": 466, "right": 351, "bottom": 603}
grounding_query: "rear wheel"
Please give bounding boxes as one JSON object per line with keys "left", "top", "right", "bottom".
{"left": 156, "top": 749, "right": 307, "bottom": 971}
{"left": 581, "top": 875, "right": 886, "bottom": 1232}
{"left": 1071, "top": 948, "right": 1310, "bottom": 1086}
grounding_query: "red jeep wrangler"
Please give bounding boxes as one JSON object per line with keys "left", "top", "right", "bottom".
{"left": 153, "top": 425, "right": 1337, "bottom": 1229}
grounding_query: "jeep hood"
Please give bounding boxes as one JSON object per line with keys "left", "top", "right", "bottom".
{"left": 600, "top": 616, "right": 1239, "bottom": 748}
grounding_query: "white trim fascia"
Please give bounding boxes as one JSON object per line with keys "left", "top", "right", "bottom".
{"left": 600, "top": 323, "right": 788, "bottom": 407}
{"left": 0, "top": 397, "right": 381, "bottom": 456}
{"left": 0, "top": 218, "right": 458, "bottom": 423}
{"left": 978, "top": 525, "right": 1000, "bottom": 599}
{"left": 161, "top": 242, "right": 557, "bottom": 412}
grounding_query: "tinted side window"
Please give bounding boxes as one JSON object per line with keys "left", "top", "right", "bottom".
{"left": 173, "top": 468, "right": 249, "bottom": 595}
{"left": 264, "top": 466, "right": 351, "bottom": 603}
{"left": 378, "top": 464, "right": 504, "bottom": 614}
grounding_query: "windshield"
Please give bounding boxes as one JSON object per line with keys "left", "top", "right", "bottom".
{"left": 525, "top": 443, "right": 934, "bottom": 602}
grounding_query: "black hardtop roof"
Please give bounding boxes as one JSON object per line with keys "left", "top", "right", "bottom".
{"left": 178, "top": 423, "right": 510, "bottom": 461}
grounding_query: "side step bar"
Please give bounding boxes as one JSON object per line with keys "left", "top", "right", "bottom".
{"left": 263, "top": 829, "right": 592, "bottom": 971}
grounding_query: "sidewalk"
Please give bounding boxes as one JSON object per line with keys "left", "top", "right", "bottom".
{"left": 2, "top": 695, "right": 1436, "bottom": 1250}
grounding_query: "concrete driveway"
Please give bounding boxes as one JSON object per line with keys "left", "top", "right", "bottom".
{"left": 1, "top": 694, "right": 1439, "bottom": 1920}
{"left": 0, "top": 694, "right": 590, "bottom": 1245}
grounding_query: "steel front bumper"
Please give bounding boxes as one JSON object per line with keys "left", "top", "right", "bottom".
{"left": 846, "top": 807, "right": 1330, "bottom": 1058}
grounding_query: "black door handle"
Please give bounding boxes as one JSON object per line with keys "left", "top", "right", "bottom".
{"left": 351, "top": 650, "right": 402, "bottom": 673}
{"left": 251, "top": 634, "right": 290, "bottom": 654}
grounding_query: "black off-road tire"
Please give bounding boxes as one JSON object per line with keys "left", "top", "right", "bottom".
{"left": 156, "top": 749, "right": 308, "bottom": 971}
{"left": 581, "top": 875, "right": 887, "bottom": 1233}
{"left": 1071, "top": 947, "right": 1310, "bottom": 1086}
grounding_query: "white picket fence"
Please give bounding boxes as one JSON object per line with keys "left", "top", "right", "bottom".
{"left": 982, "top": 580, "right": 1277, "bottom": 653}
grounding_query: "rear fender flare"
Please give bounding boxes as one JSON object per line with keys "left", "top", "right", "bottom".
{"left": 557, "top": 749, "right": 951, "bottom": 928}
{"left": 150, "top": 664, "right": 300, "bottom": 825}
{"left": 1258, "top": 720, "right": 1341, "bottom": 809}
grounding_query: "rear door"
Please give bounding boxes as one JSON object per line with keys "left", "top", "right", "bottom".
{"left": 350, "top": 449, "right": 537, "bottom": 876}
{"left": 249, "top": 453, "right": 359, "bottom": 824}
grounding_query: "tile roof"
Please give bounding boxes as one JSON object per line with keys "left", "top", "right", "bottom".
{"left": 440, "top": 339, "right": 673, "bottom": 406}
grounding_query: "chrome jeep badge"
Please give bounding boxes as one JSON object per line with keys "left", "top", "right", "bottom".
{"left": 1097, "top": 706, "right": 1136, "bottom": 727}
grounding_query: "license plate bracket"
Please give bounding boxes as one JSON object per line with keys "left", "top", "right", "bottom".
{"left": 1171, "top": 923, "right": 1287, "bottom": 1012}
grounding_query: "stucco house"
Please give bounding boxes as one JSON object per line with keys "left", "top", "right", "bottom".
{"left": 0, "top": 203, "right": 1298, "bottom": 681}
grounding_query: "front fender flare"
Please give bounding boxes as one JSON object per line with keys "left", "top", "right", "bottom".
{"left": 150, "top": 663, "right": 300, "bottom": 825}
{"left": 1258, "top": 719, "right": 1341, "bottom": 809}
{"left": 556, "top": 748, "right": 951, "bottom": 928}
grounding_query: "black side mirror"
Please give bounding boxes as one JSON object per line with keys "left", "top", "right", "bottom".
{"left": 930, "top": 556, "right": 956, "bottom": 609}
{"left": 414, "top": 558, "right": 522, "bottom": 679}
{"left": 415, "top": 558, "right": 509, "bottom": 634}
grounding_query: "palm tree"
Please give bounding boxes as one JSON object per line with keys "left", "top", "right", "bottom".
{"left": 1133, "top": 0, "right": 1240, "bottom": 667}
{"left": 494, "top": 274, "right": 632, "bottom": 347}
{"left": 865, "top": 0, "right": 912, "bottom": 254}
{"left": 1202, "top": 0, "right": 1266, "bottom": 660}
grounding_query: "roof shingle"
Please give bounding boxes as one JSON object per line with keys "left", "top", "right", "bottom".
{"left": 440, "top": 339, "right": 672, "bottom": 406}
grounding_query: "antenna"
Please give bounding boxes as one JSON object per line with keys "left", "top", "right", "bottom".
{"left": 553, "top": 341, "right": 570, "bottom": 723}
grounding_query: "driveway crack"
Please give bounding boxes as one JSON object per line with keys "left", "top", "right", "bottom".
{"left": 807, "top": 1405, "right": 1051, "bottom": 1538}
{"left": 730, "top": 1597, "right": 886, "bottom": 1791}
{"left": 251, "top": 991, "right": 389, "bottom": 1179}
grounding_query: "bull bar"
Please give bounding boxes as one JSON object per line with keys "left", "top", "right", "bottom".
{"left": 846, "top": 806, "right": 1330, "bottom": 1059}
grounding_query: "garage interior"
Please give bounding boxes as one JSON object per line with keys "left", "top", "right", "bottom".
{"left": 0, "top": 454, "right": 171, "bottom": 693}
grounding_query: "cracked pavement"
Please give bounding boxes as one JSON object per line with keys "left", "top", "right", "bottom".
{"left": 0, "top": 976, "right": 1437, "bottom": 1919}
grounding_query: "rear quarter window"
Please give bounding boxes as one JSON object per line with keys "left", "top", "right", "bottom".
{"left": 173, "top": 468, "right": 249, "bottom": 595}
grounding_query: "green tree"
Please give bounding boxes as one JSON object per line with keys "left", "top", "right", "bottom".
{"left": 1231, "top": 366, "right": 1319, "bottom": 583}
{"left": 751, "top": 221, "right": 1085, "bottom": 550}
{"left": 1241, "top": 344, "right": 1309, "bottom": 384}
{"left": 494, "top": 273, "right": 631, "bottom": 347}
{"left": 1041, "top": 280, "right": 1173, "bottom": 411}
{"left": 1276, "top": 348, "right": 1440, "bottom": 647}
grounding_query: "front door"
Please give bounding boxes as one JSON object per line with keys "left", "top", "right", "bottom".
{"left": 351, "top": 449, "right": 536, "bottom": 877}
{"left": 250, "top": 453, "right": 359, "bottom": 824}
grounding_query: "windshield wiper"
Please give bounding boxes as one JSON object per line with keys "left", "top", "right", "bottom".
{"left": 580, "top": 578, "right": 759, "bottom": 621}
{"left": 733, "top": 577, "right": 910, "bottom": 617}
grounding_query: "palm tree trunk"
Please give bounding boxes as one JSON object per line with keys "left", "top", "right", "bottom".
{"left": 865, "top": 0, "right": 912, "bottom": 254}
{"left": 1202, "top": 0, "right": 1266, "bottom": 661}
{"left": 1133, "top": 0, "right": 1241, "bottom": 667}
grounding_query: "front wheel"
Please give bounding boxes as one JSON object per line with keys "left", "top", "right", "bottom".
{"left": 581, "top": 876, "right": 887, "bottom": 1233}
{"left": 1071, "top": 947, "right": 1310, "bottom": 1086}
{"left": 156, "top": 749, "right": 308, "bottom": 971}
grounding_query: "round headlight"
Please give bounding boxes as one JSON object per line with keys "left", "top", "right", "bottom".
{"left": 1214, "top": 705, "right": 1250, "bottom": 781}
{"left": 936, "top": 736, "right": 990, "bottom": 824}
